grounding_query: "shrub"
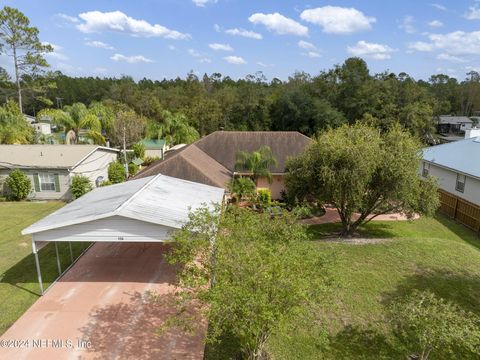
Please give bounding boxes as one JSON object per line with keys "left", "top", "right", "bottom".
{"left": 108, "top": 161, "right": 126, "bottom": 184}
{"left": 257, "top": 188, "right": 271, "bottom": 208}
{"left": 71, "top": 175, "right": 93, "bottom": 199}
{"left": 293, "top": 205, "right": 313, "bottom": 219}
{"left": 133, "top": 142, "right": 146, "bottom": 159}
{"left": 389, "top": 290, "right": 480, "bottom": 360}
{"left": 99, "top": 180, "right": 112, "bottom": 187}
{"left": 128, "top": 163, "right": 139, "bottom": 176}
{"left": 227, "top": 177, "right": 256, "bottom": 201}
{"left": 143, "top": 156, "right": 160, "bottom": 167}
{"left": 6, "top": 169, "right": 31, "bottom": 201}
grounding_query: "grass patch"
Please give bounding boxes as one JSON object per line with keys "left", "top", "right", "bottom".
{"left": 207, "top": 215, "right": 480, "bottom": 359}
{"left": 0, "top": 201, "right": 90, "bottom": 335}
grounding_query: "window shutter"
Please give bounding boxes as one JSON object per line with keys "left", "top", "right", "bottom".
{"left": 54, "top": 174, "right": 61, "bottom": 192}
{"left": 33, "top": 174, "right": 40, "bottom": 192}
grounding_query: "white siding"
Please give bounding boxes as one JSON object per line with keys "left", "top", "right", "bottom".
{"left": 32, "top": 216, "right": 175, "bottom": 242}
{"left": 71, "top": 149, "right": 118, "bottom": 187}
{"left": 421, "top": 162, "right": 480, "bottom": 205}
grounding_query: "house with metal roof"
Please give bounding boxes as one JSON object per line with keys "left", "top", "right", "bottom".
{"left": 140, "top": 139, "right": 167, "bottom": 159}
{"left": 135, "top": 131, "right": 312, "bottom": 199}
{"left": 0, "top": 145, "right": 119, "bottom": 200}
{"left": 421, "top": 136, "right": 480, "bottom": 206}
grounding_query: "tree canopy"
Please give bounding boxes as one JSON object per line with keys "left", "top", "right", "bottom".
{"left": 285, "top": 123, "right": 440, "bottom": 236}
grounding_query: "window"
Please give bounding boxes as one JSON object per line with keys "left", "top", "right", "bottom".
{"left": 39, "top": 173, "right": 56, "bottom": 192}
{"left": 455, "top": 173, "right": 466, "bottom": 193}
{"left": 422, "top": 162, "right": 430, "bottom": 177}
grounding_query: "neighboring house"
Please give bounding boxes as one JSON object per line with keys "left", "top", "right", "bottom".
{"left": 421, "top": 135, "right": 480, "bottom": 206}
{"left": 437, "top": 115, "right": 473, "bottom": 142}
{"left": 140, "top": 139, "right": 167, "bottom": 159}
{"left": 0, "top": 145, "right": 119, "bottom": 200}
{"left": 135, "top": 131, "right": 311, "bottom": 199}
{"left": 33, "top": 122, "right": 52, "bottom": 135}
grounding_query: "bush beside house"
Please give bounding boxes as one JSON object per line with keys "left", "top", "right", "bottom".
{"left": 71, "top": 175, "right": 93, "bottom": 199}
{"left": 5, "top": 169, "right": 31, "bottom": 201}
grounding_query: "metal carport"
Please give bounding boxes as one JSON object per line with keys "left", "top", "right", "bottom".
{"left": 22, "top": 174, "right": 225, "bottom": 295}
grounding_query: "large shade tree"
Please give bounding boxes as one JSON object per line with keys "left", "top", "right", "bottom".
{"left": 0, "top": 6, "right": 52, "bottom": 113}
{"left": 285, "top": 123, "right": 439, "bottom": 236}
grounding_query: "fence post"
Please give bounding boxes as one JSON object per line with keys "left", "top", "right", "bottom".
{"left": 453, "top": 197, "right": 458, "bottom": 220}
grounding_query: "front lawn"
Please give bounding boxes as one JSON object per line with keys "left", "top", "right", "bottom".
{"left": 0, "top": 201, "right": 90, "bottom": 335}
{"left": 269, "top": 215, "right": 480, "bottom": 359}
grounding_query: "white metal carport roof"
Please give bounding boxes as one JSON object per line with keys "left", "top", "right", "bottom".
{"left": 22, "top": 174, "right": 225, "bottom": 295}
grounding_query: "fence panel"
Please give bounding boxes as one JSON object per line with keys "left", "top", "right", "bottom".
{"left": 438, "top": 189, "right": 480, "bottom": 232}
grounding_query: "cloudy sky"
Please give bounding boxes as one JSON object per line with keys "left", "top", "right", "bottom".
{"left": 2, "top": 0, "right": 480, "bottom": 81}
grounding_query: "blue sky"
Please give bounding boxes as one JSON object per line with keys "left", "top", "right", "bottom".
{"left": 1, "top": 0, "right": 480, "bottom": 81}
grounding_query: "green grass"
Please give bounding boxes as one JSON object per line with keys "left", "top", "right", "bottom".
{"left": 206, "top": 215, "right": 480, "bottom": 359}
{"left": 270, "top": 215, "right": 480, "bottom": 359}
{"left": 0, "top": 201, "right": 90, "bottom": 335}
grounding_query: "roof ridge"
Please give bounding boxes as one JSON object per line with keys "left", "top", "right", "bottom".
{"left": 114, "top": 174, "right": 162, "bottom": 214}
{"left": 182, "top": 146, "right": 232, "bottom": 187}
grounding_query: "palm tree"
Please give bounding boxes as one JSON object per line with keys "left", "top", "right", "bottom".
{"left": 234, "top": 145, "right": 278, "bottom": 183}
{"left": 37, "top": 102, "right": 104, "bottom": 144}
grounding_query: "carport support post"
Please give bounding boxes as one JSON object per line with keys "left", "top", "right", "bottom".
{"left": 55, "top": 242, "right": 62, "bottom": 276}
{"left": 69, "top": 242, "right": 73, "bottom": 263}
{"left": 32, "top": 240, "right": 44, "bottom": 296}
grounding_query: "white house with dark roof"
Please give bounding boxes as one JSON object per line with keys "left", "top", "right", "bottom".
{"left": 0, "top": 145, "right": 119, "bottom": 200}
{"left": 421, "top": 135, "right": 480, "bottom": 205}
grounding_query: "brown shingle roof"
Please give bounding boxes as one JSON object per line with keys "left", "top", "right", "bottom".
{"left": 135, "top": 131, "right": 311, "bottom": 186}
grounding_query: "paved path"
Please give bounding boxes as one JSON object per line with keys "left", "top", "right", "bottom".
{"left": 0, "top": 242, "right": 205, "bottom": 360}
{"left": 301, "top": 208, "right": 418, "bottom": 225}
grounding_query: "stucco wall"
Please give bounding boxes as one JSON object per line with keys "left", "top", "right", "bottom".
{"left": 256, "top": 175, "right": 285, "bottom": 200}
{"left": 0, "top": 168, "right": 70, "bottom": 200}
{"left": 70, "top": 149, "right": 118, "bottom": 187}
{"left": 421, "top": 161, "right": 480, "bottom": 205}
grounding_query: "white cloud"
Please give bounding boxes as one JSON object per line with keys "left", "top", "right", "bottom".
{"left": 437, "top": 53, "right": 467, "bottom": 63}
{"left": 77, "top": 11, "right": 190, "bottom": 40}
{"left": 192, "top": 0, "right": 217, "bottom": 7}
{"left": 110, "top": 53, "right": 153, "bottom": 63}
{"left": 428, "top": 20, "right": 443, "bottom": 27}
{"left": 56, "top": 13, "right": 79, "bottom": 23}
{"left": 214, "top": 24, "right": 221, "bottom": 32}
{"left": 248, "top": 12, "right": 308, "bottom": 36}
{"left": 465, "top": 5, "right": 480, "bottom": 20}
{"left": 400, "top": 15, "right": 415, "bottom": 34}
{"left": 298, "top": 40, "right": 316, "bottom": 50}
{"left": 428, "top": 31, "right": 480, "bottom": 55}
{"left": 224, "top": 55, "right": 246, "bottom": 65}
{"left": 300, "top": 6, "right": 375, "bottom": 34}
{"left": 209, "top": 43, "right": 233, "bottom": 51}
{"left": 257, "top": 61, "right": 274, "bottom": 67}
{"left": 347, "top": 40, "right": 396, "bottom": 60}
{"left": 85, "top": 40, "right": 115, "bottom": 50}
{"left": 225, "top": 28, "right": 262, "bottom": 39}
{"left": 430, "top": 3, "right": 447, "bottom": 11}
{"left": 407, "top": 41, "right": 434, "bottom": 52}
{"left": 188, "top": 49, "right": 211, "bottom": 63}
{"left": 306, "top": 51, "right": 321, "bottom": 58}
{"left": 93, "top": 67, "right": 107, "bottom": 74}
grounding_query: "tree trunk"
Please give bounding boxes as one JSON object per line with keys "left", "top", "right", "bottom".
{"left": 13, "top": 46, "right": 23, "bottom": 113}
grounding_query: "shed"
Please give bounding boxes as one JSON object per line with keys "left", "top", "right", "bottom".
{"left": 22, "top": 174, "right": 225, "bottom": 294}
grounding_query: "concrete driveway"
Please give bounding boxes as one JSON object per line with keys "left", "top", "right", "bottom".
{"left": 0, "top": 242, "right": 206, "bottom": 360}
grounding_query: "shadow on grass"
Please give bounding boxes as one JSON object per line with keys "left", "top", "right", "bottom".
{"left": 328, "top": 325, "right": 403, "bottom": 360}
{"left": 434, "top": 213, "right": 480, "bottom": 250}
{"left": 0, "top": 242, "right": 90, "bottom": 296}
{"left": 383, "top": 267, "right": 480, "bottom": 316}
{"left": 307, "top": 222, "right": 399, "bottom": 240}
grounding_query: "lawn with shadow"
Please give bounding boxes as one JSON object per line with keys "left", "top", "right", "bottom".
{"left": 0, "top": 201, "right": 90, "bottom": 335}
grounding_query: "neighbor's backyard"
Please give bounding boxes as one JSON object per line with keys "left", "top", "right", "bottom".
{"left": 1, "top": 202, "right": 480, "bottom": 359}
{"left": 0, "top": 201, "right": 89, "bottom": 335}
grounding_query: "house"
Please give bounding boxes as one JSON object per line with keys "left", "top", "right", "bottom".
{"left": 135, "top": 131, "right": 311, "bottom": 199}
{"left": 421, "top": 133, "right": 480, "bottom": 206}
{"left": 0, "top": 145, "right": 119, "bottom": 200}
{"left": 140, "top": 139, "right": 167, "bottom": 159}
{"left": 24, "top": 114, "right": 52, "bottom": 136}
{"left": 436, "top": 115, "right": 473, "bottom": 142}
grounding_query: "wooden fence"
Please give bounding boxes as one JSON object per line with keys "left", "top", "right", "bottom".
{"left": 438, "top": 189, "right": 480, "bottom": 232}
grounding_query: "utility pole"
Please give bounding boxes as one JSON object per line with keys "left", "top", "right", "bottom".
{"left": 123, "top": 124, "right": 128, "bottom": 179}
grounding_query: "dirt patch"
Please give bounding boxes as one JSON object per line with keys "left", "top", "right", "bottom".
{"left": 317, "top": 235, "right": 393, "bottom": 245}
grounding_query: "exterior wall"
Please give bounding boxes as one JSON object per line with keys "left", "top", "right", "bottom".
{"left": 421, "top": 161, "right": 480, "bottom": 206}
{"left": 70, "top": 149, "right": 118, "bottom": 187}
{"left": 32, "top": 216, "right": 175, "bottom": 242}
{"left": 0, "top": 168, "right": 70, "bottom": 200}
{"left": 256, "top": 175, "right": 285, "bottom": 200}
{"left": 145, "top": 149, "right": 164, "bottom": 158}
